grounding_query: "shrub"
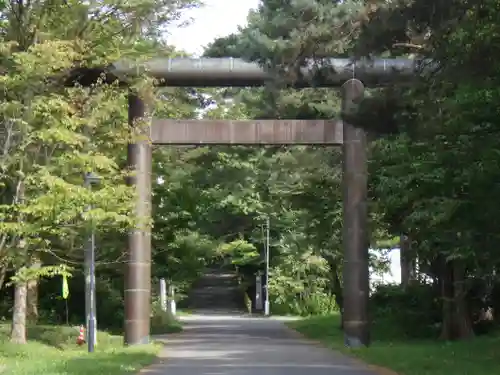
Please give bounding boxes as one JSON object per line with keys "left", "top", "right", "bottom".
{"left": 271, "top": 291, "right": 338, "bottom": 316}
{"left": 150, "top": 298, "right": 183, "bottom": 335}
{"left": 370, "top": 283, "right": 441, "bottom": 339}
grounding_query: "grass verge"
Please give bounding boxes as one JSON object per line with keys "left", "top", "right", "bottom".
{"left": 287, "top": 314, "right": 500, "bottom": 375}
{"left": 0, "top": 324, "right": 161, "bottom": 375}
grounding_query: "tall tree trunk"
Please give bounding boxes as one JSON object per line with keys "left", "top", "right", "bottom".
{"left": 0, "top": 264, "right": 6, "bottom": 290}
{"left": 439, "top": 258, "right": 474, "bottom": 340}
{"left": 10, "top": 281, "right": 27, "bottom": 344}
{"left": 491, "top": 277, "right": 500, "bottom": 324}
{"left": 327, "top": 258, "right": 344, "bottom": 329}
{"left": 453, "top": 260, "right": 474, "bottom": 340}
{"left": 400, "top": 234, "right": 417, "bottom": 287}
{"left": 26, "top": 280, "right": 38, "bottom": 323}
{"left": 26, "top": 259, "right": 41, "bottom": 323}
{"left": 333, "top": 271, "right": 344, "bottom": 329}
{"left": 11, "top": 179, "right": 27, "bottom": 343}
{"left": 439, "top": 258, "right": 454, "bottom": 340}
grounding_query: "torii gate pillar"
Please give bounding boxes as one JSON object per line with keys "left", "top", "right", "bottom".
{"left": 124, "top": 92, "right": 152, "bottom": 345}
{"left": 341, "top": 79, "right": 370, "bottom": 348}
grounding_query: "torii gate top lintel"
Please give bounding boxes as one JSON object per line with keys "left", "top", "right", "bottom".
{"left": 69, "top": 57, "right": 421, "bottom": 88}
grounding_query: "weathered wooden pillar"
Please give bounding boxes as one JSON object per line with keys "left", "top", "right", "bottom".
{"left": 125, "top": 92, "right": 152, "bottom": 345}
{"left": 341, "top": 78, "right": 370, "bottom": 347}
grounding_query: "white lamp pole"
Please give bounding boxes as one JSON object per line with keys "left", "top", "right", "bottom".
{"left": 264, "top": 216, "right": 270, "bottom": 316}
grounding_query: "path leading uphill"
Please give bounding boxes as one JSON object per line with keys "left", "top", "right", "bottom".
{"left": 144, "top": 313, "right": 377, "bottom": 375}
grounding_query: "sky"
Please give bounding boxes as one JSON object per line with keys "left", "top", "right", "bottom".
{"left": 167, "top": 0, "right": 261, "bottom": 56}
{"left": 165, "top": 0, "right": 402, "bottom": 284}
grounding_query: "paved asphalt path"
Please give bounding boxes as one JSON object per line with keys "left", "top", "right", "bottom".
{"left": 142, "top": 311, "right": 377, "bottom": 375}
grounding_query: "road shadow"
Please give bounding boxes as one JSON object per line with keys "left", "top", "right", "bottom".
{"left": 145, "top": 316, "right": 376, "bottom": 375}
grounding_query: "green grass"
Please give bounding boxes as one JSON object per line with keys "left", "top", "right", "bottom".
{"left": 287, "top": 314, "right": 500, "bottom": 375}
{"left": 0, "top": 324, "right": 161, "bottom": 375}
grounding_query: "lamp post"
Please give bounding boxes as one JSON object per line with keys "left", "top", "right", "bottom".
{"left": 83, "top": 172, "right": 100, "bottom": 353}
{"left": 264, "top": 216, "right": 270, "bottom": 316}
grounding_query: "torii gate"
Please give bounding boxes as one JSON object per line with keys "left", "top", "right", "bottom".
{"left": 72, "top": 57, "right": 420, "bottom": 348}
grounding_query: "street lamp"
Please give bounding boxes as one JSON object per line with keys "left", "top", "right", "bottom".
{"left": 264, "top": 216, "right": 270, "bottom": 316}
{"left": 83, "top": 172, "right": 100, "bottom": 353}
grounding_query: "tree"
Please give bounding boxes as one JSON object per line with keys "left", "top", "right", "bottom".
{"left": 0, "top": 0, "right": 200, "bottom": 343}
{"left": 201, "top": 0, "right": 500, "bottom": 340}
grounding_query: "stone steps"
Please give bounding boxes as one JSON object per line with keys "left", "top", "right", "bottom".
{"left": 183, "top": 265, "right": 245, "bottom": 312}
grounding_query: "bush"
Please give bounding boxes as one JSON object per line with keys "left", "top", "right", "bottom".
{"left": 271, "top": 291, "right": 338, "bottom": 316}
{"left": 150, "top": 298, "right": 183, "bottom": 335}
{"left": 370, "top": 283, "right": 441, "bottom": 339}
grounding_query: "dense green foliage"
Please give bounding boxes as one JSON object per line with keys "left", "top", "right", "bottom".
{"left": 0, "top": 0, "right": 201, "bottom": 342}
{"left": 201, "top": 0, "right": 500, "bottom": 342}
{"left": 0, "top": 3, "right": 499, "bottom": 372}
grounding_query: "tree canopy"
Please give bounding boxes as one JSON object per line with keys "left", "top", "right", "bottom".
{"left": 0, "top": 0, "right": 499, "bottom": 351}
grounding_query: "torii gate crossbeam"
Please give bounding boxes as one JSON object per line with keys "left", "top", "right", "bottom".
{"left": 106, "top": 57, "right": 420, "bottom": 87}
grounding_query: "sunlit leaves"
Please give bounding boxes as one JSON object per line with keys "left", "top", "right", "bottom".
{"left": 0, "top": 40, "right": 138, "bottom": 278}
